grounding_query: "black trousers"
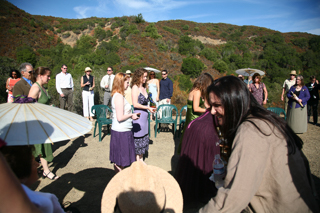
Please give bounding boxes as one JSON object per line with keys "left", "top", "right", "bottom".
{"left": 307, "top": 102, "right": 318, "bottom": 124}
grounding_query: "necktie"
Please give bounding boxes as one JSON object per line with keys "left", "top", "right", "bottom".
{"left": 107, "top": 75, "right": 111, "bottom": 92}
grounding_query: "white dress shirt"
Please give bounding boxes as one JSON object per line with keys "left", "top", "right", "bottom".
{"left": 56, "top": 72, "right": 74, "bottom": 94}
{"left": 100, "top": 74, "right": 115, "bottom": 92}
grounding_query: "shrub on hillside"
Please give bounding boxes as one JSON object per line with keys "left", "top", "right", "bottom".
{"left": 143, "top": 23, "right": 162, "bottom": 39}
{"left": 16, "top": 46, "right": 36, "bottom": 66}
{"left": 291, "top": 38, "right": 308, "bottom": 49}
{"left": 181, "top": 57, "right": 204, "bottom": 78}
{"left": 176, "top": 74, "right": 192, "bottom": 92}
{"left": 135, "top": 13, "right": 145, "bottom": 23}
{"left": 163, "top": 26, "right": 181, "bottom": 35}
{"left": 200, "top": 47, "right": 220, "bottom": 61}
{"left": 194, "top": 27, "right": 199, "bottom": 32}
{"left": 155, "top": 38, "right": 168, "bottom": 52}
{"left": 94, "top": 26, "right": 106, "bottom": 41}
{"left": 62, "top": 32, "right": 71, "bottom": 38}
{"left": 178, "top": 35, "right": 204, "bottom": 56}
{"left": 212, "top": 59, "right": 228, "bottom": 73}
{"left": 182, "top": 25, "right": 189, "bottom": 30}
{"left": 106, "top": 30, "right": 113, "bottom": 38}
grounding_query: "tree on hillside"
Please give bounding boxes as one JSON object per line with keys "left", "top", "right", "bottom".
{"left": 178, "top": 35, "right": 204, "bottom": 56}
{"left": 16, "top": 46, "right": 36, "bottom": 66}
{"left": 212, "top": 60, "right": 228, "bottom": 73}
{"left": 135, "top": 13, "right": 145, "bottom": 23}
{"left": 181, "top": 57, "right": 204, "bottom": 78}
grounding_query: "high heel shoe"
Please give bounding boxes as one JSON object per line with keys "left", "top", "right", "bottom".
{"left": 43, "top": 171, "right": 59, "bottom": 180}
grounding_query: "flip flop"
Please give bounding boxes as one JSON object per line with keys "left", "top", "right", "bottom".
{"left": 43, "top": 171, "right": 59, "bottom": 180}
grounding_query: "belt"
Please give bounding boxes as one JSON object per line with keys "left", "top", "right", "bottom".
{"left": 62, "top": 88, "right": 72, "bottom": 90}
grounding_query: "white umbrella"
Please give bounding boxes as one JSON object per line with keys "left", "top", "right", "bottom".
{"left": 144, "top": 67, "right": 161, "bottom": 73}
{"left": 0, "top": 103, "right": 92, "bottom": 146}
{"left": 235, "top": 68, "right": 265, "bottom": 76}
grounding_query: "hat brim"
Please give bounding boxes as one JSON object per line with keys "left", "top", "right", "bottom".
{"left": 101, "top": 164, "right": 183, "bottom": 213}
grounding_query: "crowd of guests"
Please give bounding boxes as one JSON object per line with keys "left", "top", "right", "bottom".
{"left": 3, "top": 63, "right": 320, "bottom": 212}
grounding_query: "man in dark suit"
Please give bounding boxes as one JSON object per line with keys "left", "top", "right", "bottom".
{"left": 306, "top": 75, "right": 320, "bottom": 125}
{"left": 12, "top": 63, "right": 34, "bottom": 97}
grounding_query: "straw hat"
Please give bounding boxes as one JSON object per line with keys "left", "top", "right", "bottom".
{"left": 101, "top": 161, "right": 183, "bottom": 213}
{"left": 290, "top": 70, "right": 297, "bottom": 75}
{"left": 85, "top": 67, "right": 92, "bottom": 72}
{"left": 126, "top": 70, "right": 131, "bottom": 74}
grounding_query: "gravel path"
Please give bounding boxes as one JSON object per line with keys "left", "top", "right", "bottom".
{"left": 33, "top": 121, "right": 320, "bottom": 213}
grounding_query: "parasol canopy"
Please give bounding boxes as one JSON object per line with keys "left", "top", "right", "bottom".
{"left": 0, "top": 103, "right": 92, "bottom": 146}
{"left": 144, "top": 67, "right": 161, "bottom": 73}
{"left": 235, "top": 68, "right": 265, "bottom": 76}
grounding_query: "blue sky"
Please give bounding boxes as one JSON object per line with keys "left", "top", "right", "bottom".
{"left": 8, "top": 0, "right": 320, "bottom": 35}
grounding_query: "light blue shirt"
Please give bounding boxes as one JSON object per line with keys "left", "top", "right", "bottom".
{"left": 22, "top": 77, "right": 33, "bottom": 86}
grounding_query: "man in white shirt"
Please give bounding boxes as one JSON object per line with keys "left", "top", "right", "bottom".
{"left": 100, "top": 67, "right": 115, "bottom": 106}
{"left": 281, "top": 70, "right": 296, "bottom": 112}
{"left": 56, "top": 64, "right": 74, "bottom": 111}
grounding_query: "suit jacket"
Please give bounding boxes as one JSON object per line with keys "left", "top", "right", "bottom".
{"left": 287, "top": 85, "right": 310, "bottom": 108}
{"left": 12, "top": 78, "right": 31, "bottom": 97}
{"left": 306, "top": 82, "right": 319, "bottom": 103}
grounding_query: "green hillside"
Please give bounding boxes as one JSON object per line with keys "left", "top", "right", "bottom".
{"left": 1, "top": 0, "right": 319, "bottom": 112}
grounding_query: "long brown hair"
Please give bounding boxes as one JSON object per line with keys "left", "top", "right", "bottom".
{"left": 131, "top": 68, "right": 147, "bottom": 88}
{"left": 32, "top": 67, "right": 51, "bottom": 83}
{"left": 111, "top": 73, "right": 129, "bottom": 96}
{"left": 191, "top": 73, "right": 214, "bottom": 98}
{"left": 252, "top": 73, "right": 261, "bottom": 84}
{"left": 148, "top": 71, "right": 156, "bottom": 80}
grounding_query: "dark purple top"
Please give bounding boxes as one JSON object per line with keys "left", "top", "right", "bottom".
{"left": 287, "top": 85, "right": 310, "bottom": 108}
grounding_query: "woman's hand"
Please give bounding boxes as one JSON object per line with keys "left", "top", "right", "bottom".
{"left": 132, "top": 113, "right": 139, "bottom": 120}
{"left": 148, "top": 107, "right": 156, "bottom": 113}
{"left": 263, "top": 100, "right": 267, "bottom": 105}
{"left": 156, "top": 97, "right": 159, "bottom": 102}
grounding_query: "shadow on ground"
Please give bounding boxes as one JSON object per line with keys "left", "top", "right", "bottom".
{"left": 40, "top": 167, "right": 115, "bottom": 213}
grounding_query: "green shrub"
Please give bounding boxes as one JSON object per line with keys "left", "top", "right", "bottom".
{"left": 62, "top": 32, "right": 71, "bottom": 38}
{"left": 155, "top": 38, "right": 168, "bottom": 52}
{"left": 178, "top": 35, "right": 204, "bottom": 56}
{"left": 106, "top": 30, "right": 113, "bottom": 38}
{"left": 212, "top": 59, "right": 228, "bottom": 73}
{"left": 73, "top": 29, "right": 81, "bottom": 34}
{"left": 111, "top": 22, "right": 119, "bottom": 30}
{"left": 21, "top": 30, "right": 27, "bottom": 35}
{"left": 291, "top": 38, "right": 308, "bottom": 49}
{"left": 182, "top": 25, "right": 189, "bottom": 30}
{"left": 194, "top": 27, "right": 200, "bottom": 31}
{"left": 144, "top": 23, "right": 162, "bottom": 39}
{"left": 8, "top": 29, "right": 15, "bottom": 34}
{"left": 177, "top": 74, "right": 193, "bottom": 92}
{"left": 57, "top": 29, "right": 61, "bottom": 33}
{"left": 170, "top": 53, "right": 182, "bottom": 62}
{"left": 163, "top": 26, "right": 181, "bottom": 35}
{"left": 135, "top": 13, "right": 145, "bottom": 23}
{"left": 211, "top": 31, "right": 216, "bottom": 35}
{"left": 94, "top": 26, "right": 106, "bottom": 41}
{"left": 181, "top": 57, "right": 204, "bottom": 78}
{"left": 220, "top": 32, "right": 228, "bottom": 38}
{"left": 200, "top": 47, "right": 220, "bottom": 61}
{"left": 16, "top": 46, "right": 36, "bottom": 66}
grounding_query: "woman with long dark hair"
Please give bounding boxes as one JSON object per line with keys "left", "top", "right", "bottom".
{"left": 6, "top": 69, "right": 21, "bottom": 103}
{"left": 200, "top": 76, "right": 318, "bottom": 212}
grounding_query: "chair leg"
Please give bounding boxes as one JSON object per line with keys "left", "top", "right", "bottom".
{"left": 155, "top": 123, "right": 157, "bottom": 138}
{"left": 93, "top": 121, "right": 97, "bottom": 138}
{"left": 99, "top": 123, "right": 102, "bottom": 142}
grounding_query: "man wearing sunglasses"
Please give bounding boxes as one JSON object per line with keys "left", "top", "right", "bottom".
{"left": 13, "top": 63, "right": 34, "bottom": 97}
{"left": 281, "top": 70, "right": 296, "bottom": 112}
{"left": 100, "top": 67, "right": 115, "bottom": 106}
{"left": 158, "top": 70, "right": 173, "bottom": 118}
{"left": 56, "top": 65, "right": 74, "bottom": 111}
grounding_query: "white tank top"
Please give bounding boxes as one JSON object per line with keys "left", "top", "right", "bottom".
{"left": 111, "top": 93, "right": 132, "bottom": 132}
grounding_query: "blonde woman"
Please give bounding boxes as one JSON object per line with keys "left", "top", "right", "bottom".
{"left": 110, "top": 73, "right": 139, "bottom": 172}
{"left": 147, "top": 71, "right": 159, "bottom": 108}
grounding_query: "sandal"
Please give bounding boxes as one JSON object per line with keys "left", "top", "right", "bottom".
{"left": 43, "top": 171, "right": 59, "bottom": 180}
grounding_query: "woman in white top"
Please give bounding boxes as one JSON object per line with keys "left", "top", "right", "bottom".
{"left": 146, "top": 71, "right": 160, "bottom": 108}
{"left": 110, "top": 73, "right": 139, "bottom": 173}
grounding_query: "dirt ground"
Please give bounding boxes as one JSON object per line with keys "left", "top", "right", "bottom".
{"left": 32, "top": 118, "right": 320, "bottom": 213}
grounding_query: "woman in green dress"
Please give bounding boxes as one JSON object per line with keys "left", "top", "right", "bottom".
{"left": 178, "top": 73, "right": 213, "bottom": 153}
{"left": 28, "top": 67, "right": 58, "bottom": 180}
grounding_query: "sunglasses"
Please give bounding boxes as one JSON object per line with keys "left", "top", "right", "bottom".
{"left": 86, "top": 70, "right": 92, "bottom": 72}
{"left": 150, "top": 74, "right": 155, "bottom": 76}
{"left": 162, "top": 73, "right": 166, "bottom": 75}
{"left": 290, "top": 74, "right": 295, "bottom": 76}
{"left": 107, "top": 70, "right": 112, "bottom": 71}
{"left": 28, "top": 71, "right": 34, "bottom": 74}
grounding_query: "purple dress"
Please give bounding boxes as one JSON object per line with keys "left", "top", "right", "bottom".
{"left": 132, "top": 93, "right": 149, "bottom": 155}
{"left": 175, "top": 110, "right": 220, "bottom": 204}
{"left": 249, "top": 83, "right": 265, "bottom": 105}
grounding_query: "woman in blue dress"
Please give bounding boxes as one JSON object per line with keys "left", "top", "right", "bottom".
{"left": 131, "top": 68, "right": 156, "bottom": 162}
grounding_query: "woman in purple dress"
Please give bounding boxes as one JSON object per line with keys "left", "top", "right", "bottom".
{"left": 249, "top": 73, "right": 268, "bottom": 105}
{"left": 110, "top": 73, "right": 139, "bottom": 173}
{"left": 131, "top": 68, "right": 156, "bottom": 162}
